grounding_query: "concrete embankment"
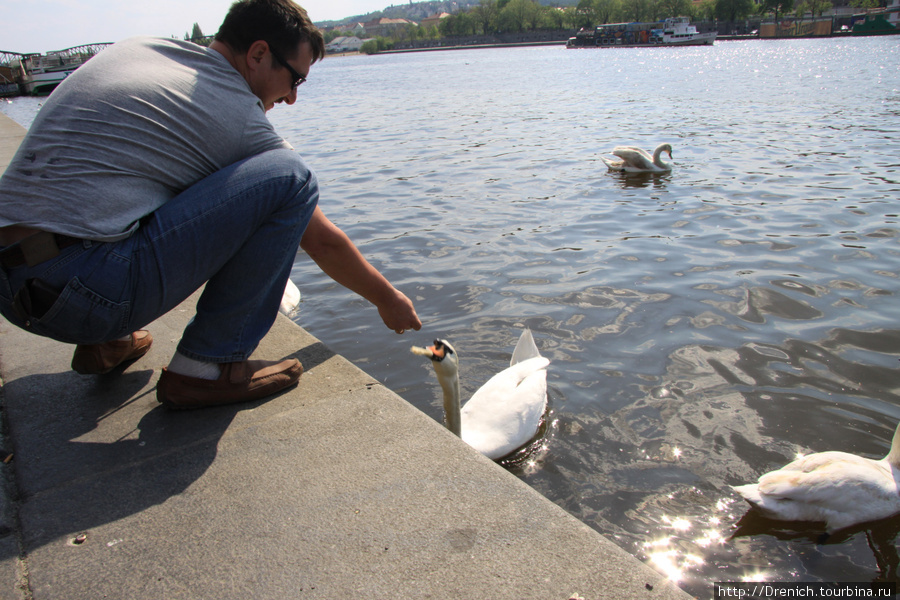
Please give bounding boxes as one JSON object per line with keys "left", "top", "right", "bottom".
{"left": 377, "top": 39, "right": 566, "bottom": 54}
{"left": 0, "top": 112, "right": 693, "bottom": 599}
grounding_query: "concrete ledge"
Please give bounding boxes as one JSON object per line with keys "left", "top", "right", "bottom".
{"left": 0, "top": 112, "right": 691, "bottom": 599}
{"left": 0, "top": 113, "right": 26, "bottom": 174}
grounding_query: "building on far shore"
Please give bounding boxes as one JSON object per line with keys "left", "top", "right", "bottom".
{"left": 344, "top": 22, "right": 367, "bottom": 35}
{"left": 325, "top": 36, "right": 371, "bottom": 53}
{"left": 419, "top": 12, "right": 451, "bottom": 31}
{"left": 362, "top": 17, "right": 418, "bottom": 37}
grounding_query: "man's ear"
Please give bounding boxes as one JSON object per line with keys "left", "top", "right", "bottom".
{"left": 245, "top": 40, "right": 270, "bottom": 73}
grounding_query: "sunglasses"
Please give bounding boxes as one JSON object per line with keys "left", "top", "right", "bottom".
{"left": 269, "top": 47, "right": 306, "bottom": 90}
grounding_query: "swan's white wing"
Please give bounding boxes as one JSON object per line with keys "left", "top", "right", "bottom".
{"left": 612, "top": 146, "right": 655, "bottom": 171}
{"left": 461, "top": 356, "right": 549, "bottom": 460}
{"left": 600, "top": 155, "right": 625, "bottom": 171}
{"left": 279, "top": 279, "right": 301, "bottom": 317}
{"left": 510, "top": 328, "right": 541, "bottom": 366}
{"left": 734, "top": 452, "right": 900, "bottom": 531}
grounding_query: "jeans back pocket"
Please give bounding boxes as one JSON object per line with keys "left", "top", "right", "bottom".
{"left": 29, "top": 276, "right": 131, "bottom": 345}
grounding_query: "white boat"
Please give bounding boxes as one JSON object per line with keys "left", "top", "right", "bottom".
{"left": 661, "top": 16, "right": 717, "bottom": 45}
{"left": 16, "top": 54, "right": 81, "bottom": 95}
{"left": 8, "top": 44, "right": 111, "bottom": 96}
{"left": 567, "top": 17, "right": 717, "bottom": 48}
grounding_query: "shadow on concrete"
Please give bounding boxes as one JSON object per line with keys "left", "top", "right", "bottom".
{"left": 0, "top": 339, "right": 336, "bottom": 559}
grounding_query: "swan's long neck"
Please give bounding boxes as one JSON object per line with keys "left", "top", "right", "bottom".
{"left": 885, "top": 422, "right": 900, "bottom": 467}
{"left": 438, "top": 373, "right": 462, "bottom": 437}
{"left": 653, "top": 146, "right": 667, "bottom": 166}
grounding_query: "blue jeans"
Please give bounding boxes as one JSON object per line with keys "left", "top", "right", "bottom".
{"left": 0, "top": 149, "right": 318, "bottom": 363}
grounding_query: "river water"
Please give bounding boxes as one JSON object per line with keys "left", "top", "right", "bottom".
{"left": 4, "top": 37, "right": 900, "bottom": 597}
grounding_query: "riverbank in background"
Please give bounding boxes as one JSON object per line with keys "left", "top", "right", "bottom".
{"left": 362, "top": 26, "right": 883, "bottom": 55}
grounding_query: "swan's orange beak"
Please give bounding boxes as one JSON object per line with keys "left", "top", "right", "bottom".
{"left": 410, "top": 342, "right": 442, "bottom": 361}
{"left": 427, "top": 342, "right": 445, "bottom": 360}
{"left": 410, "top": 339, "right": 451, "bottom": 362}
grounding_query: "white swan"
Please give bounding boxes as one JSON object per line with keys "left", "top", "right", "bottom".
{"left": 601, "top": 143, "right": 673, "bottom": 173}
{"left": 279, "top": 279, "right": 301, "bottom": 317}
{"left": 733, "top": 422, "right": 900, "bottom": 533}
{"left": 411, "top": 329, "right": 549, "bottom": 460}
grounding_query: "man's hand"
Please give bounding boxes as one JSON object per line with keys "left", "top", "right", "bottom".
{"left": 377, "top": 289, "right": 422, "bottom": 334}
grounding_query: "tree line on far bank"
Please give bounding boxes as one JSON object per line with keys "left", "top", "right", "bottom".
{"left": 325, "top": 0, "right": 886, "bottom": 53}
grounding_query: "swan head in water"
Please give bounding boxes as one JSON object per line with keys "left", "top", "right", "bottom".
{"left": 411, "top": 339, "right": 462, "bottom": 436}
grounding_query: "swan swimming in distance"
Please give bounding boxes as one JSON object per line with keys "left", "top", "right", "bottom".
{"left": 411, "top": 329, "right": 549, "bottom": 460}
{"left": 733, "top": 421, "right": 900, "bottom": 534}
{"left": 601, "top": 143, "right": 673, "bottom": 173}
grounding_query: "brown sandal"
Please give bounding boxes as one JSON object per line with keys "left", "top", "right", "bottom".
{"left": 71, "top": 330, "right": 153, "bottom": 375}
{"left": 156, "top": 358, "right": 302, "bottom": 410}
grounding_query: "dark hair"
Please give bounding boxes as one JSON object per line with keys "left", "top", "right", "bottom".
{"left": 215, "top": 0, "right": 325, "bottom": 63}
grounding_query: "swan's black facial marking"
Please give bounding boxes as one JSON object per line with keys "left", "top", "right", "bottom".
{"left": 429, "top": 339, "right": 454, "bottom": 362}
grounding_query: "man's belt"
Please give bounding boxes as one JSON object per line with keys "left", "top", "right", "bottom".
{"left": 0, "top": 231, "right": 83, "bottom": 269}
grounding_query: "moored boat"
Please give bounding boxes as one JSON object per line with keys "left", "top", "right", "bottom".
{"left": 567, "top": 17, "right": 717, "bottom": 48}
{"left": 851, "top": 10, "right": 900, "bottom": 35}
{"left": 16, "top": 53, "right": 82, "bottom": 96}
{"left": 3, "top": 43, "right": 112, "bottom": 97}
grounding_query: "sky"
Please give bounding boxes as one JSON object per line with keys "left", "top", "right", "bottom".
{"left": 2, "top": 0, "right": 386, "bottom": 54}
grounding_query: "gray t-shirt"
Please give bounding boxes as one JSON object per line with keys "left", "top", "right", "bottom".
{"left": 0, "top": 36, "right": 292, "bottom": 241}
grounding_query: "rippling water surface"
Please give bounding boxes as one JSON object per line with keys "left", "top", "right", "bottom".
{"left": 4, "top": 37, "right": 900, "bottom": 597}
